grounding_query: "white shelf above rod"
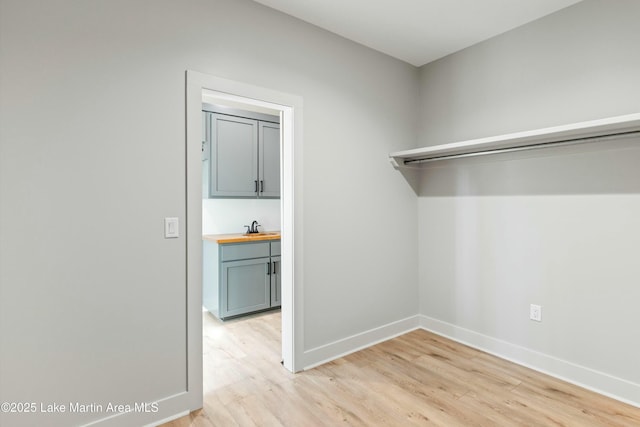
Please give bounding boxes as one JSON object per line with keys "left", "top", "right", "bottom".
{"left": 389, "top": 113, "right": 640, "bottom": 169}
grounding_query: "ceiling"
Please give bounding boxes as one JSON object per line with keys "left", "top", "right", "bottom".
{"left": 252, "top": 0, "right": 584, "bottom": 67}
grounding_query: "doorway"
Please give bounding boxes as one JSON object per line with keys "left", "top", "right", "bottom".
{"left": 185, "top": 71, "right": 303, "bottom": 411}
{"left": 200, "top": 97, "right": 283, "bottom": 393}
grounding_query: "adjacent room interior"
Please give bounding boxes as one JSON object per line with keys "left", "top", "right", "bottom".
{"left": 199, "top": 91, "right": 285, "bottom": 394}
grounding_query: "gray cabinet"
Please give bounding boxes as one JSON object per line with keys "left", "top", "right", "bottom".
{"left": 202, "top": 112, "right": 211, "bottom": 198}
{"left": 259, "top": 121, "right": 281, "bottom": 198}
{"left": 270, "top": 256, "right": 281, "bottom": 307}
{"left": 203, "top": 239, "right": 281, "bottom": 320}
{"left": 222, "top": 257, "right": 271, "bottom": 317}
{"left": 270, "top": 240, "right": 281, "bottom": 307}
{"left": 202, "top": 111, "right": 210, "bottom": 162}
{"left": 210, "top": 113, "right": 259, "bottom": 198}
{"left": 203, "top": 107, "right": 280, "bottom": 199}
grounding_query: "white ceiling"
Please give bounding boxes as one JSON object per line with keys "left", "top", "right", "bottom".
{"left": 252, "top": 0, "right": 584, "bottom": 67}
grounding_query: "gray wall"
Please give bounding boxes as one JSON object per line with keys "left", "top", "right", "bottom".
{"left": 4, "top": 0, "right": 638, "bottom": 424}
{"left": 0, "top": 0, "right": 418, "bottom": 425}
{"left": 417, "top": 0, "right": 640, "bottom": 397}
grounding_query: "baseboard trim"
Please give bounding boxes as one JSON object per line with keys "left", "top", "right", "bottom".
{"left": 143, "top": 410, "right": 190, "bottom": 427}
{"left": 80, "top": 391, "right": 193, "bottom": 427}
{"left": 302, "top": 315, "right": 420, "bottom": 370}
{"left": 419, "top": 315, "right": 640, "bottom": 409}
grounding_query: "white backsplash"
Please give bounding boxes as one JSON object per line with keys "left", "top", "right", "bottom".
{"left": 202, "top": 198, "right": 281, "bottom": 235}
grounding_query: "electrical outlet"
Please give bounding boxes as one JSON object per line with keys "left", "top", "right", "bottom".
{"left": 530, "top": 304, "right": 542, "bottom": 322}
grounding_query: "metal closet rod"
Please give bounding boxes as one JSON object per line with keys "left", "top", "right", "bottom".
{"left": 403, "top": 130, "right": 640, "bottom": 165}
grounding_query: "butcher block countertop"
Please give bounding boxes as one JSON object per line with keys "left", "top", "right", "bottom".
{"left": 203, "top": 232, "right": 281, "bottom": 244}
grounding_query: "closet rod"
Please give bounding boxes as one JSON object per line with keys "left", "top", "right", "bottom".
{"left": 403, "top": 130, "right": 640, "bottom": 165}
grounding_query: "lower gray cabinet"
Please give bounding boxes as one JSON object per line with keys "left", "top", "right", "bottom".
{"left": 203, "top": 239, "right": 281, "bottom": 320}
{"left": 221, "top": 257, "right": 271, "bottom": 318}
{"left": 270, "top": 241, "right": 281, "bottom": 308}
{"left": 270, "top": 255, "right": 281, "bottom": 308}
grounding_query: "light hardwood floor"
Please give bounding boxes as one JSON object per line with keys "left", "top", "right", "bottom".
{"left": 161, "top": 311, "right": 640, "bottom": 426}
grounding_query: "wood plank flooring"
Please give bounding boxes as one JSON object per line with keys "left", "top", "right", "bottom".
{"left": 160, "top": 311, "right": 640, "bottom": 426}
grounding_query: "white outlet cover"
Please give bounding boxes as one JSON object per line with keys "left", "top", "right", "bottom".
{"left": 530, "top": 304, "right": 542, "bottom": 322}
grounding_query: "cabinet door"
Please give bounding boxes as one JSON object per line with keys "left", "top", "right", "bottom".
{"left": 210, "top": 114, "right": 258, "bottom": 197}
{"left": 202, "top": 112, "right": 210, "bottom": 162}
{"left": 202, "top": 112, "right": 211, "bottom": 198}
{"left": 270, "top": 255, "right": 281, "bottom": 307}
{"left": 258, "top": 121, "right": 280, "bottom": 198}
{"left": 221, "top": 257, "right": 270, "bottom": 318}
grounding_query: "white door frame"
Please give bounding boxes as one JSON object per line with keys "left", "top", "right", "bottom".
{"left": 184, "top": 70, "right": 304, "bottom": 411}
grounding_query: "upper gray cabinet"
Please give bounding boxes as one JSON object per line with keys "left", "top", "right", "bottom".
{"left": 203, "top": 105, "right": 280, "bottom": 199}
{"left": 259, "top": 121, "right": 280, "bottom": 198}
{"left": 210, "top": 113, "right": 259, "bottom": 197}
{"left": 202, "top": 111, "right": 210, "bottom": 162}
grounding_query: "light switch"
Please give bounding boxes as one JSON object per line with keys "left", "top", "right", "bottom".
{"left": 165, "top": 217, "right": 179, "bottom": 238}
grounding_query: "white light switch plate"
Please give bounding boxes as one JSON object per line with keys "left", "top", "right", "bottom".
{"left": 165, "top": 217, "right": 179, "bottom": 238}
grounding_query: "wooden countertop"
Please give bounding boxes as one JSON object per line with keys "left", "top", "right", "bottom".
{"left": 203, "top": 232, "right": 281, "bottom": 244}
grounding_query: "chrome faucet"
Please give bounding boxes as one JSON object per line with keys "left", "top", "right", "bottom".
{"left": 244, "top": 220, "right": 260, "bottom": 234}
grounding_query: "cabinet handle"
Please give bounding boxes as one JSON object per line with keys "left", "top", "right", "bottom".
{"left": 267, "top": 262, "right": 271, "bottom": 276}
{"left": 254, "top": 180, "right": 258, "bottom": 193}
{"left": 260, "top": 180, "right": 264, "bottom": 193}
{"left": 272, "top": 261, "right": 276, "bottom": 275}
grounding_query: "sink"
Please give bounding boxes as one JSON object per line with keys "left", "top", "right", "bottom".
{"left": 243, "top": 232, "right": 279, "bottom": 237}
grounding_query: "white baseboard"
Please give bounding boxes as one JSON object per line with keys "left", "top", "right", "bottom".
{"left": 143, "top": 410, "right": 190, "bottom": 427}
{"left": 419, "top": 315, "right": 640, "bottom": 409}
{"left": 302, "top": 315, "right": 420, "bottom": 370}
{"left": 81, "top": 391, "right": 192, "bottom": 427}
